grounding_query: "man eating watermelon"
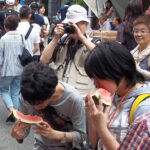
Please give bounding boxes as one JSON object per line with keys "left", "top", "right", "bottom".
{"left": 11, "top": 62, "right": 87, "bottom": 150}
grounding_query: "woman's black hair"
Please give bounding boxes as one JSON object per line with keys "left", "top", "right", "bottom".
{"left": 84, "top": 41, "right": 144, "bottom": 88}
{"left": 123, "top": 0, "right": 143, "bottom": 34}
{"left": 38, "top": 3, "right": 45, "bottom": 11}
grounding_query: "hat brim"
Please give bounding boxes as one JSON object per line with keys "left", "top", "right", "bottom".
{"left": 62, "top": 17, "right": 90, "bottom": 24}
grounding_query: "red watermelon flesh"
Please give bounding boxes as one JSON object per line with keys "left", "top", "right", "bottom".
{"left": 91, "top": 88, "right": 112, "bottom": 106}
{"left": 13, "top": 110, "right": 43, "bottom": 124}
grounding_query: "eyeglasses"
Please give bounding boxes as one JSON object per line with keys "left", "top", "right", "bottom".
{"left": 133, "top": 29, "right": 149, "bottom": 35}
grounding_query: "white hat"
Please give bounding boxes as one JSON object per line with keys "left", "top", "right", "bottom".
{"left": 6, "top": 0, "right": 15, "bottom": 5}
{"left": 62, "top": 5, "right": 90, "bottom": 24}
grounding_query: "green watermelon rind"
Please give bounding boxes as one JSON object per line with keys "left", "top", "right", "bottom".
{"left": 13, "top": 110, "right": 43, "bottom": 124}
{"left": 102, "top": 99, "right": 111, "bottom": 106}
{"left": 92, "top": 89, "right": 111, "bottom": 106}
{"left": 92, "top": 95, "right": 99, "bottom": 105}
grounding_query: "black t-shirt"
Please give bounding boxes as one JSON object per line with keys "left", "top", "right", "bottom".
{"left": 34, "top": 14, "right": 45, "bottom": 26}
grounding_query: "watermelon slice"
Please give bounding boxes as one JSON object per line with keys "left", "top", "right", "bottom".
{"left": 13, "top": 110, "right": 43, "bottom": 124}
{"left": 91, "top": 88, "right": 112, "bottom": 106}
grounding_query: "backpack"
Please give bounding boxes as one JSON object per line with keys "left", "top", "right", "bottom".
{"left": 0, "top": 9, "right": 18, "bottom": 37}
{"left": 129, "top": 93, "right": 150, "bottom": 124}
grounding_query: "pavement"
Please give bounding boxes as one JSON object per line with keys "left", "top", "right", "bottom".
{"left": 0, "top": 95, "right": 34, "bottom": 150}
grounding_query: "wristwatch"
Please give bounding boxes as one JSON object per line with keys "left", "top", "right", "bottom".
{"left": 60, "top": 132, "right": 67, "bottom": 143}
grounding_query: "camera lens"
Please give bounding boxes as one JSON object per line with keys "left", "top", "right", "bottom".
{"left": 64, "top": 24, "right": 75, "bottom": 34}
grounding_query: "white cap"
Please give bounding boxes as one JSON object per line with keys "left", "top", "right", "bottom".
{"left": 6, "top": 0, "right": 15, "bottom": 5}
{"left": 62, "top": 5, "right": 90, "bottom": 24}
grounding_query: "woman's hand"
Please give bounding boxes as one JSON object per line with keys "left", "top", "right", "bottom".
{"left": 85, "top": 93, "right": 108, "bottom": 130}
{"left": 11, "top": 120, "right": 30, "bottom": 140}
{"left": 69, "top": 22, "right": 85, "bottom": 41}
{"left": 54, "top": 24, "right": 65, "bottom": 39}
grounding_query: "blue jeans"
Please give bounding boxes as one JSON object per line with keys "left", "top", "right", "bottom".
{"left": 0, "top": 76, "right": 20, "bottom": 110}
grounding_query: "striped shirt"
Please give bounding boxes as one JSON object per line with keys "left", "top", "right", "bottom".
{"left": 0, "top": 31, "right": 23, "bottom": 76}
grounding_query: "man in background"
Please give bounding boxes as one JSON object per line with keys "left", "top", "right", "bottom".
{"left": 0, "top": 0, "right": 18, "bottom": 38}
{"left": 14, "top": 0, "right": 22, "bottom": 12}
{"left": 57, "top": 1, "right": 70, "bottom": 21}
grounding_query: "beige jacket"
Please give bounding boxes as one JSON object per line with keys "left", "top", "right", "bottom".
{"left": 50, "top": 38, "right": 94, "bottom": 97}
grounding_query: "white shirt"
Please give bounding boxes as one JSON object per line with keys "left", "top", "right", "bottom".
{"left": 100, "top": 20, "right": 111, "bottom": 31}
{"left": 17, "top": 22, "right": 40, "bottom": 56}
{"left": 14, "top": 4, "right": 22, "bottom": 13}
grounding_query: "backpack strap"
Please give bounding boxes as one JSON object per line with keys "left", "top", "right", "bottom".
{"left": 129, "top": 93, "right": 150, "bottom": 124}
{"left": 25, "top": 24, "right": 33, "bottom": 40}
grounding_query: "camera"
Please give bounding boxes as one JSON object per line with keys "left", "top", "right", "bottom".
{"left": 63, "top": 24, "right": 75, "bottom": 34}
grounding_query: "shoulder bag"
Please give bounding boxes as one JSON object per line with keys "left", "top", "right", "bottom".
{"left": 18, "top": 25, "right": 33, "bottom": 66}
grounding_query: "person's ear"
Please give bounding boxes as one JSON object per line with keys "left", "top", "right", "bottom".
{"left": 18, "top": 14, "right": 20, "bottom": 20}
{"left": 29, "top": 14, "right": 32, "bottom": 20}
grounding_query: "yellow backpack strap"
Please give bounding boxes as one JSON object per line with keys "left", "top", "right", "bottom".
{"left": 129, "top": 94, "right": 150, "bottom": 125}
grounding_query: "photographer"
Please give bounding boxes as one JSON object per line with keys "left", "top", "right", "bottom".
{"left": 40, "top": 5, "right": 96, "bottom": 97}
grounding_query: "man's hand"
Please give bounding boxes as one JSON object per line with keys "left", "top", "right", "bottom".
{"left": 32, "top": 121, "right": 58, "bottom": 140}
{"left": 11, "top": 120, "right": 30, "bottom": 140}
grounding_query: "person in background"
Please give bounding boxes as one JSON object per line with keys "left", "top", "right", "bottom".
{"left": 112, "top": 16, "right": 121, "bottom": 30}
{"left": 0, "top": 0, "right": 18, "bottom": 38}
{"left": 40, "top": 5, "right": 96, "bottom": 97}
{"left": 0, "top": 15, "right": 23, "bottom": 122}
{"left": 103, "top": 0, "right": 116, "bottom": 25}
{"left": 48, "top": 16, "right": 60, "bottom": 44}
{"left": 84, "top": 41, "right": 150, "bottom": 149}
{"left": 146, "top": 6, "right": 150, "bottom": 15}
{"left": 57, "top": 1, "right": 70, "bottom": 21}
{"left": 0, "top": 1, "right": 5, "bottom": 10}
{"left": 98, "top": 13, "right": 111, "bottom": 31}
{"left": 30, "top": 2, "right": 45, "bottom": 28}
{"left": 116, "top": 0, "right": 143, "bottom": 51}
{"left": 131, "top": 15, "right": 150, "bottom": 81}
{"left": 38, "top": 3, "right": 50, "bottom": 47}
{"left": 17, "top": 5, "right": 40, "bottom": 58}
{"left": 11, "top": 62, "right": 87, "bottom": 150}
{"left": 14, "top": 0, "right": 22, "bottom": 12}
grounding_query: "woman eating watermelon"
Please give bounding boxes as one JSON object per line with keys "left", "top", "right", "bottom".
{"left": 84, "top": 41, "right": 150, "bottom": 149}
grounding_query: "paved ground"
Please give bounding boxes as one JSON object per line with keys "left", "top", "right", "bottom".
{"left": 0, "top": 95, "right": 34, "bottom": 150}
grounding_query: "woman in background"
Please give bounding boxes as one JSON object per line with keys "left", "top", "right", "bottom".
{"left": 38, "top": 3, "right": 50, "bottom": 47}
{"left": 131, "top": 15, "right": 150, "bottom": 81}
{"left": 116, "top": 0, "right": 143, "bottom": 51}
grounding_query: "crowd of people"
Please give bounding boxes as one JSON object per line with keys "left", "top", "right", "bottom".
{"left": 0, "top": 0, "right": 150, "bottom": 150}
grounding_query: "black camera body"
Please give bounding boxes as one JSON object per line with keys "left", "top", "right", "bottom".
{"left": 63, "top": 24, "right": 75, "bottom": 34}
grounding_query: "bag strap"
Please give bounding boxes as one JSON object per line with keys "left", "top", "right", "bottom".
{"left": 20, "top": 34, "right": 25, "bottom": 46}
{"left": 129, "top": 93, "right": 150, "bottom": 124}
{"left": 25, "top": 24, "right": 33, "bottom": 40}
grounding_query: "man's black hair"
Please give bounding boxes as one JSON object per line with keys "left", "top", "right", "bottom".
{"left": 4, "top": 15, "right": 19, "bottom": 30}
{"left": 65, "top": 1, "right": 70, "bottom": 6}
{"left": 84, "top": 41, "right": 144, "bottom": 88}
{"left": 19, "top": 5, "right": 31, "bottom": 19}
{"left": 21, "top": 62, "right": 58, "bottom": 105}
{"left": 30, "top": 2, "right": 38, "bottom": 11}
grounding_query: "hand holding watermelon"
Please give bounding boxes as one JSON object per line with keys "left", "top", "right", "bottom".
{"left": 11, "top": 119, "right": 31, "bottom": 140}
{"left": 91, "top": 88, "right": 112, "bottom": 106}
{"left": 85, "top": 88, "right": 112, "bottom": 130}
{"left": 32, "top": 121, "right": 59, "bottom": 140}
